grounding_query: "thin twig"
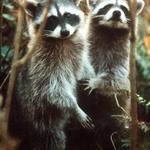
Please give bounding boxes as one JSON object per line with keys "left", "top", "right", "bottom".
{"left": 96, "top": 142, "right": 103, "bottom": 150}
{"left": 110, "top": 132, "right": 117, "bottom": 150}
{"left": 0, "top": 71, "right": 11, "bottom": 90}
{"left": 0, "top": 2, "right": 25, "bottom": 148}
{"left": 5, "top": 0, "right": 25, "bottom": 124}
{"left": 14, "top": 0, "right": 53, "bottom": 67}
{"left": 114, "top": 94, "right": 130, "bottom": 117}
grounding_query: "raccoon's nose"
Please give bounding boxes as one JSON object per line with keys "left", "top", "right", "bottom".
{"left": 61, "top": 30, "right": 70, "bottom": 37}
{"left": 113, "top": 10, "right": 121, "bottom": 18}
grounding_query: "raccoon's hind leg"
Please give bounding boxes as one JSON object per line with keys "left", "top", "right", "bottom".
{"left": 18, "top": 131, "right": 66, "bottom": 150}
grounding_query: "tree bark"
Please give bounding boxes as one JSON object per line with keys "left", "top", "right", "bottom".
{"left": 129, "top": 0, "right": 138, "bottom": 150}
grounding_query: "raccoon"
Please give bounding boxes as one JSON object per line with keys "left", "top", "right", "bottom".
{"left": 67, "top": 0, "right": 144, "bottom": 150}
{"left": 8, "top": 0, "right": 95, "bottom": 150}
{"left": 85, "top": 0, "right": 144, "bottom": 96}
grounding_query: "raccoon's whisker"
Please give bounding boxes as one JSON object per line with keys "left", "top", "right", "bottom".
{"left": 93, "top": 15, "right": 104, "bottom": 18}
{"left": 43, "top": 30, "right": 52, "bottom": 33}
{"left": 127, "top": 21, "right": 131, "bottom": 24}
{"left": 127, "top": 18, "right": 136, "bottom": 22}
{"left": 43, "top": 30, "right": 52, "bottom": 36}
{"left": 127, "top": 18, "right": 131, "bottom": 21}
{"left": 43, "top": 34, "right": 50, "bottom": 37}
{"left": 127, "top": 19, "right": 134, "bottom": 23}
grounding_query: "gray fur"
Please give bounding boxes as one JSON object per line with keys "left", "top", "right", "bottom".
{"left": 86, "top": 0, "right": 144, "bottom": 96}
{"left": 65, "top": 1, "right": 144, "bottom": 149}
{"left": 8, "top": 0, "right": 94, "bottom": 150}
{"left": 88, "top": 24, "right": 130, "bottom": 95}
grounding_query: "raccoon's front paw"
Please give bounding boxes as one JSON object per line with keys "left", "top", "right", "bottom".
{"left": 82, "top": 78, "right": 99, "bottom": 95}
{"left": 79, "top": 113, "right": 95, "bottom": 129}
{"left": 77, "top": 109, "right": 95, "bottom": 129}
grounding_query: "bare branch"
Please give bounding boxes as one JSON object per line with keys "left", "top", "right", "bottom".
{"left": 110, "top": 132, "right": 117, "bottom": 150}
{"left": 128, "top": 0, "right": 138, "bottom": 150}
{"left": 5, "top": 0, "right": 25, "bottom": 124}
{"left": 0, "top": 0, "right": 53, "bottom": 149}
{"left": 0, "top": 71, "right": 11, "bottom": 91}
{"left": 0, "top": 1, "right": 26, "bottom": 149}
{"left": 14, "top": 0, "right": 53, "bottom": 67}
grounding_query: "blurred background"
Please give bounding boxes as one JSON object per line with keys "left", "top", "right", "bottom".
{"left": 0, "top": 0, "right": 150, "bottom": 149}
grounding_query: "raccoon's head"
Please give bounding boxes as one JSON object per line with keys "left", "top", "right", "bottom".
{"left": 92, "top": 0, "right": 144, "bottom": 29}
{"left": 24, "top": 0, "right": 85, "bottom": 39}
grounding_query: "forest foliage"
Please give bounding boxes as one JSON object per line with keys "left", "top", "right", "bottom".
{"left": 1, "top": 0, "right": 150, "bottom": 118}
{"left": 0, "top": 0, "right": 150, "bottom": 149}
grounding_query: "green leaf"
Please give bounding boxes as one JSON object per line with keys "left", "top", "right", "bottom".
{"left": 121, "top": 139, "right": 130, "bottom": 148}
{"left": 3, "top": 2, "right": 14, "bottom": 9}
{"left": 1, "top": 45, "right": 13, "bottom": 61}
{"left": 2, "top": 14, "right": 15, "bottom": 21}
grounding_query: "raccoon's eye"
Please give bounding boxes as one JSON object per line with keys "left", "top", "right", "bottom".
{"left": 97, "top": 4, "right": 113, "bottom": 15}
{"left": 48, "top": 16, "right": 58, "bottom": 22}
{"left": 64, "top": 13, "right": 71, "bottom": 18}
{"left": 63, "top": 13, "right": 80, "bottom": 26}
{"left": 66, "top": 14, "right": 80, "bottom": 26}
{"left": 45, "top": 16, "right": 59, "bottom": 31}
{"left": 120, "top": 5, "right": 129, "bottom": 17}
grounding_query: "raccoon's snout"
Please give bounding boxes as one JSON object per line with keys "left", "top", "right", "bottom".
{"left": 112, "top": 10, "right": 121, "bottom": 20}
{"left": 61, "top": 29, "right": 70, "bottom": 38}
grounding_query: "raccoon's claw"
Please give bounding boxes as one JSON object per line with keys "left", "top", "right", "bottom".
{"left": 77, "top": 109, "right": 95, "bottom": 129}
{"left": 86, "top": 87, "right": 94, "bottom": 95}
{"left": 81, "top": 115, "right": 95, "bottom": 129}
{"left": 82, "top": 79, "right": 94, "bottom": 95}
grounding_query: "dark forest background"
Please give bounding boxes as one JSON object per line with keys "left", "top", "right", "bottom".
{"left": 0, "top": 0, "right": 150, "bottom": 149}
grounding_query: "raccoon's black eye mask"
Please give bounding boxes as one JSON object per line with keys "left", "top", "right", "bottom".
{"left": 120, "top": 5, "right": 129, "bottom": 18}
{"left": 43, "top": 13, "right": 80, "bottom": 31}
{"left": 34, "top": 15, "right": 59, "bottom": 31}
{"left": 64, "top": 13, "right": 80, "bottom": 26}
{"left": 45, "top": 16, "right": 59, "bottom": 31}
{"left": 97, "top": 4, "right": 113, "bottom": 15}
{"left": 32, "top": 2, "right": 80, "bottom": 31}
{"left": 54, "top": 3, "right": 80, "bottom": 26}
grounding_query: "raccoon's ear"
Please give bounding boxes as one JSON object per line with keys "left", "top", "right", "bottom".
{"left": 136, "top": 0, "right": 145, "bottom": 15}
{"left": 24, "top": 1, "right": 37, "bottom": 17}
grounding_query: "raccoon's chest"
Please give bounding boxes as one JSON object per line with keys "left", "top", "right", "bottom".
{"left": 90, "top": 34, "right": 129, "bottom": 74}
{"left": 30, "top": 39, "right": 83, "bottom": 77}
